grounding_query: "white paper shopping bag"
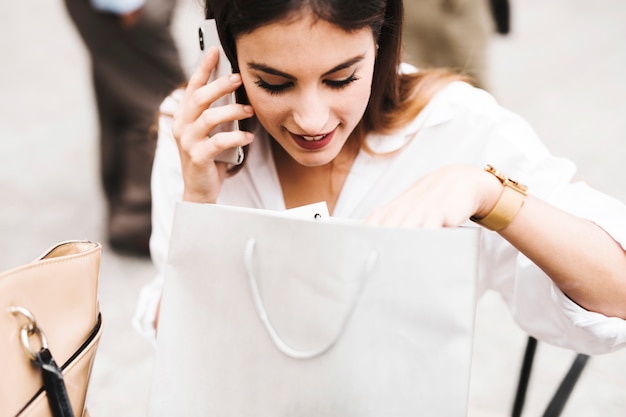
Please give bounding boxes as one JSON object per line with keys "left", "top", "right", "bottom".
{"left": 148, "top": 202, "right": 481, "bottom": 416}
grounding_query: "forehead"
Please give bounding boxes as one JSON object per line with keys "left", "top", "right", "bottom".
{"left": 235, "top": 14, "right": 375, "bottom": 71}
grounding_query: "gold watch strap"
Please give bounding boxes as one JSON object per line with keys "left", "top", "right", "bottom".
{"left": 471, "top": 165, "right": 528, "bottom": 231}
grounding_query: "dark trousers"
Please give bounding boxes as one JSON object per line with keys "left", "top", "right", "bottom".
{"left": 63, "top": 0, "right": 186, "bottom": 250}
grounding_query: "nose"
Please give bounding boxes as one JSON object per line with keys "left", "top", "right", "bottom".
{"left": 292, "top": 87, "right": 330, "bottom": 134}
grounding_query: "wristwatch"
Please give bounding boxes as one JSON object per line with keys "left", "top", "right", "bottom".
{"left": 471, "top": 165, "right": 528, "bottom": 231}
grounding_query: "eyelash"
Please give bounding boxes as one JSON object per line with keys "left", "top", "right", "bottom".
{"left": 254, "top": 72, "right": 359, "bottom": 95}
{"left": 254, "top": 79, "right": 292, "bottom": 95}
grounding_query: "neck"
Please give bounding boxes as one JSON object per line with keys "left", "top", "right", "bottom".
{"left": 272, "top": 136, "right": 360, "bottom": 214}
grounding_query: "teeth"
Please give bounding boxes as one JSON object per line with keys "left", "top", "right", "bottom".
{"left": 302, "top": 134, "right": 326, "bottom": 141}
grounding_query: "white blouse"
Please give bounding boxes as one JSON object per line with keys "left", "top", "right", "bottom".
{"left": 134, "top": 80, "right": 626, "bottom": 354}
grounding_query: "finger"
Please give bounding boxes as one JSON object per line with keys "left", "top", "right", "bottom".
{"left": 191, "top": 74, "right": 243, "bottom": 115}
{"left": 176, "top": 50, "right": 222, "bottom": 122}
{"left": 209, "top": 130, "right": 255, "bottom": 155}
{"left": 174, "top": 87, "right": 250, "bottom": 149}
{"left": 366, "top": 205, "right": 403, "bottom": 227}
{"left": 177, "top": 73, "right": 243, "bottom": 127}
{"left": 187, "top": 48, "right": 219, "bottom": 92}
{"left": 190, "top": 130, "right": 255, "bottom": 165}
{"left": 416, "top": 211, "right": 446, "bottom": 229}
{"left": 182, "top": 103, "right": 254, "bottom": 145}
{"left": 367, "top": 200, "right": 430, "bottom": 228}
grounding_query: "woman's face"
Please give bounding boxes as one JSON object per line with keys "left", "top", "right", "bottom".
{"left": 236, "top": 13, "right": 377, "bottom": 167}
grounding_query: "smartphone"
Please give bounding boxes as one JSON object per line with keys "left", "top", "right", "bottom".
{"left": 198, "top": 19, "right": 244, "bottom": 165}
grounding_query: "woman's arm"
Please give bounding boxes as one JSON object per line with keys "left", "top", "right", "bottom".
{"left": 367, "top": 163, "right": 626, "bottom": 320}
{"left": 501, "top": 193, "right": 626, "bottom": 319}
{"left": 132, "top": 92, "right": 183, "bottom": 342}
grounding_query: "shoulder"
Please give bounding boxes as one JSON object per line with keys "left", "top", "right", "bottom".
{"left": 400, "top": 63, "right": 500, "bottom": 115}
{"left": 365, "top": 77, "right": 537, "bottom": 156}
{"left": 397, "top": 80, "right": 510, "bottom": 137}
{"left": 398, "top": 63, "right": 512, "bottom": 129}
{"left": 429, "top": 81, "right": 504, "bottom": 121}
{"left": 410, "top": 80, "right": 534, "bottom": 144}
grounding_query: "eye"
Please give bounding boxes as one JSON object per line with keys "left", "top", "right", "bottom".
{"left": 254, "top": 77, "right": 293, "bottom": 95}
{"left": 324, "top": 70, "right": 359, "bottom": 90}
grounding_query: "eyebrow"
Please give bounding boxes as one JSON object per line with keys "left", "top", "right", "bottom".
{"left": 247, "top": 54, "right": 366, "bottom": 80}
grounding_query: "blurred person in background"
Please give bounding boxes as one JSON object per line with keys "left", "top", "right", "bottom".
{"left": 63, "top": 0, "right": 186, "bottom": 256}
{"left": 403, "top": 0, "right": 510, "bottom": 88}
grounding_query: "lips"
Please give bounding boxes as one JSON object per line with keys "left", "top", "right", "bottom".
{"left": 289, "top": 129, "right": 335, "bottom": 150}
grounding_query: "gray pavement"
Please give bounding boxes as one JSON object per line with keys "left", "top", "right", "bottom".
{"left": 1, "top": 0, "right": 625, "bottom": 415}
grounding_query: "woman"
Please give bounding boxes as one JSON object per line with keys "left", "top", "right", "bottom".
{"left": 135, "top": 0, "right": 626, "bottom": 354}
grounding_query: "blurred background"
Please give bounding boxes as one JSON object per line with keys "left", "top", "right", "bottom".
{"left": 1, "top": 0, "right": 625, "bottom": 415}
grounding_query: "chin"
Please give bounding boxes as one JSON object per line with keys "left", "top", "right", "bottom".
{"left": 292, "top": 152, "right": 337, "bottom": 167}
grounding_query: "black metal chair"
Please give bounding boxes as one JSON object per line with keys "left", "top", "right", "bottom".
{"left": 512, "top": 336, "right": 590, "bottom": 417}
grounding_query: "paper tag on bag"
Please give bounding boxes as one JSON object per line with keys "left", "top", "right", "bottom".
{"left": 284, "top": 202, "right": 330, "bottom": 221}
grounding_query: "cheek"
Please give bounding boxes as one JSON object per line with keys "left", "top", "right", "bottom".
{"left": 341, "top": 85, "right": 371, "bottom": 122}
{"left": 241, "top": 84, "right": 294, "bottom": 139}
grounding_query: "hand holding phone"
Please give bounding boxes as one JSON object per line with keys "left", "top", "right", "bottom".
{"left": 198, "top": 19, "right": 244, "bottom": 165}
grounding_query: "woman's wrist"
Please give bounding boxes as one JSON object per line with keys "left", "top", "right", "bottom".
{"left": 471, "top": 166, "right": 506, "bottom": 219}
{"left": 471, "top": 165, "right": 528, "bottom": 231}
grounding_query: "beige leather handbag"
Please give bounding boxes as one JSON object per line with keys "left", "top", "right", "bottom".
{"left": 0, "top": 241, "right": 102, "bottom": 417}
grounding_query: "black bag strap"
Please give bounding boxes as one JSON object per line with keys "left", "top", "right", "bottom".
{"left": 32, "top": 348, "right": 75, "bottom": 417}
{"left": 10, "top": 306, "right": 75, "bottom": 417}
